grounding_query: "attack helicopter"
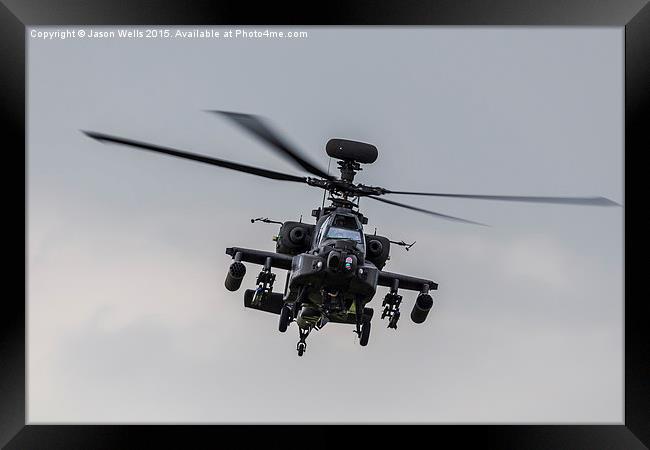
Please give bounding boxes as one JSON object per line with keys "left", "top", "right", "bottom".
{"left": 83, "top": 111, "right": 619, "bottom": 356}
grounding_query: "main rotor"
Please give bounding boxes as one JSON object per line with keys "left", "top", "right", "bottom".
{"left": 82, "top": 110, "right": 620, "bottom": 227}
{"left": 305, "top": 138, "right": 383, "bottom": 214}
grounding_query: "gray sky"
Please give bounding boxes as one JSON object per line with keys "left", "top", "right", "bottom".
{"left": 27, "top": 26, "right": 623, "bottom": 423}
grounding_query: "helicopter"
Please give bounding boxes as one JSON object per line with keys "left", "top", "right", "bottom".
{"left": 82, "top": 111, "right": 620, "bottom": 356}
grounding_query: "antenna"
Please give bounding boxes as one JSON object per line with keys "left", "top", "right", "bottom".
{"left": 389, "top": 240, "right": 417, "bottom": 251}
{"left": 251, "top": 217, "right": 283, "bottom": 225}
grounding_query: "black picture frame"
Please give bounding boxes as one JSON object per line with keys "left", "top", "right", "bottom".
{"left": 2, "top": 1, "right": 647, "bottom": 448}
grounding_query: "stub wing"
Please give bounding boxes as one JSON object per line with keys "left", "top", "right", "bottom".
{"left": 225, "top": 246, "right": 293, "bottom": 270}
{"left": 377, "top": 270, "right": 438, "bottom": 292}
{"left": 225, "top": 246, "right": 437, "bottom": 291}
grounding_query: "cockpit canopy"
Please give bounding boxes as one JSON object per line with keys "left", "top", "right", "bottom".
{"left": 314, "top": 212, "right": 365, "bottom": 254}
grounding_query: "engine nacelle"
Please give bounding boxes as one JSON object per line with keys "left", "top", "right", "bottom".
{"left": 276, "top": 221, "right": 314, "bottom": 255}
{"left": 364, "top": 234, "right": 390, "bottom": 269}
{"left": 411, "top": 293, "right": 434, "bottom": 324}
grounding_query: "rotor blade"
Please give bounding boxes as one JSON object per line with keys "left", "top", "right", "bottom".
{"left": 382, "top": 191, "right": 620, "bottom": 206}
{"left": 367, "top": 196, "right": 488, "bottom": 226}
{"left": 82, "top": 131, "right": 308, "bottom": 183}
{"left": 208, "top": 110, "right": 334, "bottom": 180}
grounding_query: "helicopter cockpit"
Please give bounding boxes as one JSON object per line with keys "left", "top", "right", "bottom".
{"left": 314, "top": 212, "right": 365, "bottom": 254}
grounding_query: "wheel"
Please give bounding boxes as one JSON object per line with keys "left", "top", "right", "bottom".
{"left": 360, "top": 320, "right": 371, "bottom": 346}
{"left": 279, "top": 306, "right": 291, "bottom": 332}
{"left": 297, "top": 342, "right": 306, "bottom": 356}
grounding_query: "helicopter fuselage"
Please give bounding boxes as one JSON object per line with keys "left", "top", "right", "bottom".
{"left": 225, "top": 206, "right": 438, "bottom": 351}
{"left": 284, "top": 208, "right": 378, "bottom": 326}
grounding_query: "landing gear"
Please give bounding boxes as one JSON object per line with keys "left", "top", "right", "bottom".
{"left": 297, "top": 342, "right": 306, "bottom": 356}
{"left": 381, "top": 279, "right": 402, "bottom": 329}
{"left": 353, "top": 297, "right": 364, "bottom": 338}
{"left": 353, "top": 297, "right": 372, "bottom": 347}
{"left": 279, "top": 306, "right": 291, "bottom": 332}
{"left": 291, "top": 288, "right": 314, "bottom": 356}
{"left": 359, "top": 318, "right": 371, "bottom": 346}
{"left": 296, "top": 326, "right": 311, "bottom": 357}
{"left": 252, "top": 257, "right": 276, "bottom": 307}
